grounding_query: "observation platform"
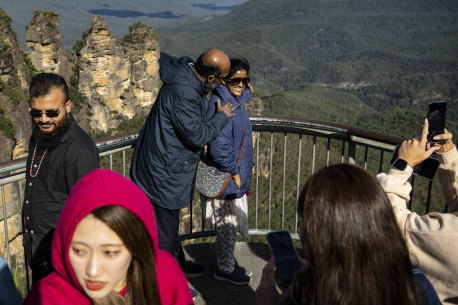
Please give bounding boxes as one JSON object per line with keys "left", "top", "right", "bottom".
{"left": 1, "top": 116, "right": 445, "bottom": 300}
{"left": 184, "top": 241, "right": 271, "bottom": 305}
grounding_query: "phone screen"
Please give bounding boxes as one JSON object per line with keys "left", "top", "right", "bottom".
{"left": 427, "top": 101, "right": 447, "bottom": 142}
{"left": 267, "top": 231, "right": 300, "bottom": 287}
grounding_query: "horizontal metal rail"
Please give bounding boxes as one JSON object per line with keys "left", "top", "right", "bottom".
{"left": 0, "top": 116, "right": 442, "bottom": 283}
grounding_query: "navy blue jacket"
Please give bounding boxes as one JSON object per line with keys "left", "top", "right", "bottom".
{"left": 130, "top": 53, "right": 228, "bottom": 209}
{"left": 206, "top": 85, "right": 254, "bottom": 199}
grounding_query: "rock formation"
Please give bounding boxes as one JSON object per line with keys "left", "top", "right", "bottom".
{"left": 26, "top": 10, "right": 73, "bottom": 85}
{"left": 0, "top": 10, "right": 32, "bottom": 161}
{"left": 0, "top": 8, "right": 31, "bottom": 266}
{"left": 74, "top": 16, "right": 160, "bottom": 133}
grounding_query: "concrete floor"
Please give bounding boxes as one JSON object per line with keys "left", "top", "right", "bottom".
{"left": 183, "top": 242, "right": 272, "bottom": 305}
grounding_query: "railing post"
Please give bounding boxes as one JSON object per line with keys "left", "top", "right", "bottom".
{"left": 295, "top": 135, "right": 302, "bottom": 235}
{"left": 255, "top": 132, "right": 260, "bottom": 230}
{"left": 1, "top": 185, "right": 10, "bottom": 269}
{"left": 122, "top": 150, "right": 126, "bottom": 177}
{"left": 363, "top": 146, "right": 369, "bottom": 169}
{"left": 326, "top": 138, "right": 331, "bottom": 166}
{"left": 311, "top": 136, "right": 316, "bottom": 174}
{"left": 425, "top": 180, "right": 433, "bottom": 214}
{"left": 282, "top": 133, "right": 287, "bottom": 230}
{"left": 268, "top": 132, "right": 273, "bottom": 230}
{"left": 348, "top": 142, "right": 357, "bottom": 164}
{"left": 341, "top": 141, "right": 346, "bottom": 163}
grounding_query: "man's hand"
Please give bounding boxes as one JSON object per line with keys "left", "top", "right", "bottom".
{"left": 233, "top": 174, "right": 241, "bottom": 190}
{"left": 398, "top": 119, "right": 439, "bottom": 167}
{"left": 217, "top": 100, "right": 235, "bottom": 118}
{"left": 432, "top": 128, "right": 454, "bottom": 153}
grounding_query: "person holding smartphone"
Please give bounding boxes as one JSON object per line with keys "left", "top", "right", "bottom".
{"left": 377, "top": 120, "right": 458, "bottom": 305}
{"left": 257, "top": 163, "right": 439, "bottom": 305}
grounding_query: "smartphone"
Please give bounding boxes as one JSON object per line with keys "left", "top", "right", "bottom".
{"left": 390, "top": 145, "right": 440, "bottom": 180}
{"left": 427, "top": 101, "right": 447, "bottom": 143}
{"left": 266, "top": 230, "right": 300, "bottom": 287}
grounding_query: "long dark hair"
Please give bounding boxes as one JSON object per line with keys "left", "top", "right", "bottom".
{"left": 91, "top": 205, "right": 161, "bottom": 305}
{"left": 292, "top": 163, "right": 417, "bottom": 305}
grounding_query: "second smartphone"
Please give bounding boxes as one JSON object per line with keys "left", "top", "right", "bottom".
{"left": 266, "top": 230, "right": 300, "bottom": 288}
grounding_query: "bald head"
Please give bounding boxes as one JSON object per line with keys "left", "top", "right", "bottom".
{"left": 194, "top": 48, "right": 230, "bottom": 79}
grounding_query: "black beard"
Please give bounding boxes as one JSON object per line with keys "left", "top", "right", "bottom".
{"left": 204, "top": 81, "right": 218, "bottom": 91}
{"left": 32, "top": 114, "right": 71, "bottom": 148}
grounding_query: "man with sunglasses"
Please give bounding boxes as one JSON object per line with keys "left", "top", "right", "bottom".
{"left": 130, "top": 49, "right": 234, "bottom": 299}
{"left": 23, "top": 73, "right": 99, "bottom": 285}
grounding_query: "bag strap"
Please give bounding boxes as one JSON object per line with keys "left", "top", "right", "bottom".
{"left": 236, "top": 118, "right": 249, "bottom": 165}
{"left": 237, "top": 135, "right": 246, "bottom": 164}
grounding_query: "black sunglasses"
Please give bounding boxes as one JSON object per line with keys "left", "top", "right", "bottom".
{"left": 29, "top": 103, "right": 66, "bottom": 118}
{"left": 226, "top": 77, "right": 250, "bottom": 86}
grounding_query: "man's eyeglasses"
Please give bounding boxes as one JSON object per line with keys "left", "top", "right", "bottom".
{"left": 29, "top": 103, "right": 66, "bottom": 118}
{"left": 226, "top": 77, "right": 250, "bottom": 86}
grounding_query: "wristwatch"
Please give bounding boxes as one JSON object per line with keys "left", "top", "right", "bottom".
{"left": 392, "top": 158, "right": 414, "bottom": 174}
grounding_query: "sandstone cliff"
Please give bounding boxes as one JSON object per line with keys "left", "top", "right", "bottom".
{"left": 74, "top": 16, "right": 160, "bottom": 133}
{"left": 0, "top": 8, "right": 31, "bottom": 266}
{"left": 0, "top": 9, "right": 32, "bottom": 161}
{"left": 26, "top": 11, "right": 73, "bottom": 86}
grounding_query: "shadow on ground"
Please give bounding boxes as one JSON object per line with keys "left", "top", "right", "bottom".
{"left": 184, "top": 242, "right": 271, "bottom": 305}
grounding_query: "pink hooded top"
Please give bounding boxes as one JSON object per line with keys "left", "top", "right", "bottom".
{"left": 23, "top": 169, "right": 193, "bottom": 305}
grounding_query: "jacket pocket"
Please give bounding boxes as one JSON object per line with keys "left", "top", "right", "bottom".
{"left": 167, "top": 153, "right": 197, "bottom": 173}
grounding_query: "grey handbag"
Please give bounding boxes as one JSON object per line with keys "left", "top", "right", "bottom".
{"left": 195, "top": 136, "right": 246, "bottom": 199}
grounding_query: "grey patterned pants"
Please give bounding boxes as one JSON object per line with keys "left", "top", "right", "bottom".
{"left": 213, "top": 197, "right": 237, "bottom": 273}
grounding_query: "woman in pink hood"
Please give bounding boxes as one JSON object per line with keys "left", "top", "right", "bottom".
{"left": 23, "top": 169, "right": 193, "bottom": 305}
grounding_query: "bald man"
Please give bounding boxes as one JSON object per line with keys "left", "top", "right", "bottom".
{"left": 130, "top": 49, "right": 234, "bottom": 283}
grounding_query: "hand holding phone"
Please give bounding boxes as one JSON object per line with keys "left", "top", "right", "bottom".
{"left": 432, "top": 129, "right": 454, "bottom": 153}
{"left": 391, "top": 121, "right": 442, "bottom": 179}
{"left": 391, "top": 144, "right": 439, "bottom": 179}
{"left": 266, "top": 230, "right": 300, "bottom": 288}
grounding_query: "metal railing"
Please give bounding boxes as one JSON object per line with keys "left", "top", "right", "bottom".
{"left": 0, "top": 116, "right": 445, "bottom": 277}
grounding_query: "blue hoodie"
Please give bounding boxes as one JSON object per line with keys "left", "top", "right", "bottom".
{"left": 206, "top": 84, "right": 254, "bottom": 199}
{"left": 130, "top": 53, "right": 228, "bottom": 209}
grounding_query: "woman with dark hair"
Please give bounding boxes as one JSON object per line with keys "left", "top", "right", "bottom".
{"left": 201, "top": 58, "right": 254, "bottom": 285}
{"left": 23, "top": 169, "right": 193, "bottom": 305}
{"left": 257, "top": 163, "right": 438, "bottom": 305}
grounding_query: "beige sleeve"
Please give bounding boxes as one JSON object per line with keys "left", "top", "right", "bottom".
{"left": 377, "top": 153, "right": 458, "bottom": 304}
{"left": 376, "top": 169, "right": 414, "bottom": 232}
{"left": 436, "top": 146, "right": 458, "bottom": 212}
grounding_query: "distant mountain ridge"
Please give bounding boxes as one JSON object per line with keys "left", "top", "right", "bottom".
{"left": 0, "top": 0, "right": 246, "bottom": 52}
{"left": 0, "top": 0, "right": 456, "bottom": 138}
{"left": 157, "top": 0, "right": 458, "bottom": 93}
{"left": 156, "top": 0, "right": 457, "bottom": 136}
